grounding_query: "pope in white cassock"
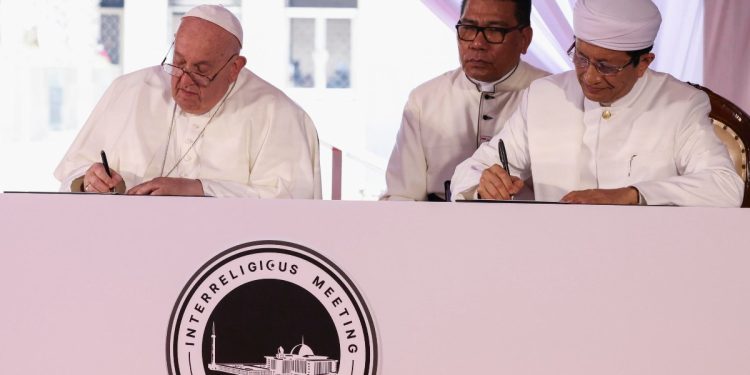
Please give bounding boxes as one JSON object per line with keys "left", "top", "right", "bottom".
{"left": 381, "top": 0, "right": 549, "bottom": 201}
{"left": 450, "top": 0, "right": 744, "bottom": 207}
{"left": 55, "top": 5, "right": 321, "bottom": 198}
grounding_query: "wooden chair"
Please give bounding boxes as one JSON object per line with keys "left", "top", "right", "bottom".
{"left": 689, "top": 83, "right": 750, "bottom": 207}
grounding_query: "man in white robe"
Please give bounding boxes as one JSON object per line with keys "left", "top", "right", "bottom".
{"left": 55, "top": 5, "right": 321, "bottom": 198}
{"left": 381, "top": 0, "right": 548, "bottom": 201}
{"left": 451, "top": 0, "right": 743, "bottom": 207}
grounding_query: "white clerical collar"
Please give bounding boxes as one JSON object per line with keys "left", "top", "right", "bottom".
{"left": 585, "top": 69, "right": 651, "bottom": 109}
{"left": 466, "top": 63, "right": 518, "bottom": 93}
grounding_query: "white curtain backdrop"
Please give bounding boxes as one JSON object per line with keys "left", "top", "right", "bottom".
{"left": 704, "top": 0, "right": 750, "bottom": 114}
{"left": 420, "top": 0, "right": 704, "bottom": 82}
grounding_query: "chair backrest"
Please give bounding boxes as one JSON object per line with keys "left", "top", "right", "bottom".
{"left": 689, "top": 83, "right": 750, "bottom": 207}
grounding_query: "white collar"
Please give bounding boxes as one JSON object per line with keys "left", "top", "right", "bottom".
{"left": 465, "top": 63, "right": 519, "bottom": 93}
{"left": 584, "top": 69, "right": 651, "bottom": 109}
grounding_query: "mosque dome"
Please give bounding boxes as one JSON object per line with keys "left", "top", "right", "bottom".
{"left": 290, "top": 343, "right": 315, "bottom": 357}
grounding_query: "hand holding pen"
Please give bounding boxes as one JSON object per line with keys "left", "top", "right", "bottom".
{"left": 81, "top": 150, "right": 123, "bottom": 193}
{"left": 475, "top": 138, "right": 524, "bottom": 200}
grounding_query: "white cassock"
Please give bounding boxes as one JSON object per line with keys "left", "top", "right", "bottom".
{"left": 54, "top": 66, "right": 322, "bottom": 199}
{"left": 451, "top": 69, "right": 744, "bottom": 207}
{"left": 381, "top": 61, "right": 549, "bottom": 201}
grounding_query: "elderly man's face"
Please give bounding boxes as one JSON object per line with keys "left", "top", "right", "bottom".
{"left": 458, "top": 0, "right": 532, "bottom": 82}
{"left": 171, "top": 18, "right": 244, "bottom": 115}
{"left": 574, "top": 39, "right": 653, "bottom": 105}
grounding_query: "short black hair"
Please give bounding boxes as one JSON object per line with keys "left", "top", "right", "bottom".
{"left": 568, "top": 40, "right": 654, "bottom": 67}
{"left": 460, "top": 0, "right": 532, "bottom": 27}
{"left": 625, "top": 45, "right": 654, "bottom": 67}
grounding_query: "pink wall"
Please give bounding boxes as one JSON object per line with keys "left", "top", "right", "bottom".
{"left": 703, "top": 1, "right": 749, "bottom": 113}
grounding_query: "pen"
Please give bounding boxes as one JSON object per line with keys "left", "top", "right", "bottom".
{"left": 497, "top": 139, "right": 514, "bottom": 200}
{"left": 498, "top": 139, "right": 510, "bottom": 174}
{"left": 100, "top": 150, "right": 115, "bottom": 193}
{"left": 100, "top": 150, "right": 112, "bottom": 177}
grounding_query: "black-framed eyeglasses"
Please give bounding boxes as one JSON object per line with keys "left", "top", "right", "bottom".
{"left": 455, "top": 23, "right": 526, "bottom": 44}
{"left": 567, "top": 46, "right": 632, "bottom": 76}
{"left": 160, "top": 42, "right": 237, "bottom": 87}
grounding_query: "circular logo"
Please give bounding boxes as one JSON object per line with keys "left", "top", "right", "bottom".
{"left": 167, "top": 241, "right": 378, "bottom": 375}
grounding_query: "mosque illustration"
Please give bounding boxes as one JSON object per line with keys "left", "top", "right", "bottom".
{"left": 207, "top": 323, "right": 339, "bottom": 375}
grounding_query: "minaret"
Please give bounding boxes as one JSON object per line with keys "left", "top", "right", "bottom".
{"left": 211, "top": 322, "right": 216, "bottom": 365}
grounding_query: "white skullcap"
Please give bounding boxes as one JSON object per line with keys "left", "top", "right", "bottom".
{"left": 183, "top": 4, "right": 243, "bottom": 47}
{"left": 574, "top": 0, "right": 661, "bottom": 51}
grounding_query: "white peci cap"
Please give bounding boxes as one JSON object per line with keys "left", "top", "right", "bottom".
{"left": 574, "top": 0, "right": 661, "bottom": 51}
{"left": 183, "top": 4, "right": 243, "bottom": 47}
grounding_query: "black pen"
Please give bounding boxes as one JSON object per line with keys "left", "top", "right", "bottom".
{"left": 497, "top": 139, "right": 514, "bottom": 200}
{"left": 100, "top": 150, "right": 115, "bottom": 193}
{"left": 498, "top": 139, "right": 510, "bottom": 173}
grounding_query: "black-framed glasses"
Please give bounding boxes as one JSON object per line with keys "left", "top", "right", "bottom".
{"left": 567, "top": 47, "right": 632, "bottom": 76}
{"left": 160, "top": 42, "right": 237, "bottom": 87}
{"left": 455, "top": 23, "right": 526, "bottom": 44}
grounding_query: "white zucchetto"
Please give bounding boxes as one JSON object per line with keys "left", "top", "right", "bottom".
{"left": 183, "top": 4, "right": 243, "bottom": 47}
{"left": 574, "top": 0, "right": 661, "bottom": 51}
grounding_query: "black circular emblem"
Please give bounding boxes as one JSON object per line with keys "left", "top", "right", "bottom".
{"left": 166, "top": 241, "right": 378, "bottom": 375}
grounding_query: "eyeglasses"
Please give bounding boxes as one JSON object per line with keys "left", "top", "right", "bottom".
{"left": 455, "top": 23, "right": 526, "bottom": 44}
{"left": 568, "top": 48, "right": 632, "bottom": 76}
{"left": 160, "top": 42, "right": 237, "bottom": 87}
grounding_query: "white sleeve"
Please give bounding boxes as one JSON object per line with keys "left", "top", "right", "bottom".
{"left": 58, "top": 165, "right": 89, "bottom": 192}
{"left": 381, "top": 94, "right": 428, "bottom": 201}
{"left": 54, "top": 76, "right": 124, "bottom": 191}
{"left": 632, "top": 91, "right": 743, "bottom": 207}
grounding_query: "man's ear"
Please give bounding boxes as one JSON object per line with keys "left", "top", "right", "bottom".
{"left": 636, "top": 52, "right": 655, "bottom": 77}
{"left": 230, "top": 56, "right": 247, "bottom": 80}
{"left": 520, "top": 26, "right": 533, "bottom": 54}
